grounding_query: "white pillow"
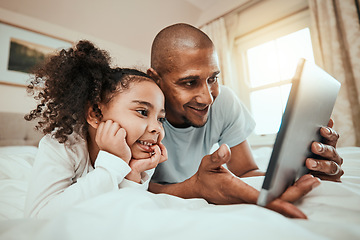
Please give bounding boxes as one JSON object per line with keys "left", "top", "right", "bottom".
{"left": 0, "top": 146, "right": 38, "bottom": 155}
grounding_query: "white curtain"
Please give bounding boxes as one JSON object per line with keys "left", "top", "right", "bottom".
{"left": 200, "top": 18, "right": 234, "bottom": 87}
{"left": 309, "top": 0, "right": 360, "bottom": 147}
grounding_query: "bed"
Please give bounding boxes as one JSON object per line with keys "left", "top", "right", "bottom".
{"left": 0, "top": 112, "right": 359, "bottom": 240}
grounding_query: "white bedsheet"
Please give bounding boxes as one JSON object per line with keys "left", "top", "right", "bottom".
{"left": 0, "top": 146, "right": 359, "bottom": 240}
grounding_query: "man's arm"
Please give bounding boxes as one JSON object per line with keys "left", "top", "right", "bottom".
{"left": 225, "top": 140, "right": 264, "bottom": 178}
{"left": 149, "top": 178, "right": 198, "bottom": 199}
{"left": 149, "top": 144, "right": 320, "bottom": 219}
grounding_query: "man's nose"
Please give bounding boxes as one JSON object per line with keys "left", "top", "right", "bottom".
{"left": 196, "top": 83, "right": 213, "bottom": 105}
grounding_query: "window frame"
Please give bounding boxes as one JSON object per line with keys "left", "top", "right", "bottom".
{"left": 234, "top": 9, "right": 313, "bottom": 147}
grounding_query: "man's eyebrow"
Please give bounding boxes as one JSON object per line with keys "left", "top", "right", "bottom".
{"left": 177, "top": 71, "right": 221, "bottom": 82}
{"left": 209, "top": 71, "right": 221, "bottom": 78}
{"left": 213, "top": 71, "right": 221, "bottom": 76}
{"left": 177, "top": 75, "right": 200, "bottom": 82}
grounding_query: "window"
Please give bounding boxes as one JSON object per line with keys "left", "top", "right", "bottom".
{"left": 235, "top": 10, "right": 315, "bottom": 146}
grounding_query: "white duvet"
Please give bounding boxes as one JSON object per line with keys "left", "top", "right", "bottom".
{"left": 0, "top": 146, "right": 359, "bottom": 240}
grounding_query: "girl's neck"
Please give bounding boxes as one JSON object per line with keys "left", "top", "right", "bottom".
{"left": 87, "top": 128, "right": 100, "bottom": 167}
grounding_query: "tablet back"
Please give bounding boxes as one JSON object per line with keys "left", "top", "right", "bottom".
{"left": 257, "top": 58, "right": 340, "bottom": 207}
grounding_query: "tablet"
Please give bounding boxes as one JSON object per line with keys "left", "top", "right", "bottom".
{"left": 257, "top": 58, "right": 341, "bottom": 207}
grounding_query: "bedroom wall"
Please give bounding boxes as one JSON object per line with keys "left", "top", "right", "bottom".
{"left": 0, "top": 8, "right": 152, "bottom": 114}
{"left": 0, "top": 0, "right": 305, "bottom": 115}
{"left": 1, "top": 0, "right": 227, "bottom": 115}
{"left": 0, "top": 0, "right": 266, "bottom": 115}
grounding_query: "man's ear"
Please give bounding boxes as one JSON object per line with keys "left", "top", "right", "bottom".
{"left": 86, "top": 104, "right": 101, "bottom": 129}
{"left": 147, "top": 68, "right": 161, "bottom": 85}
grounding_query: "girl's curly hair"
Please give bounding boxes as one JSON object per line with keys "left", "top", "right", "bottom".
{"left": 25, "top": 40, "right": 152, "bottom": 144}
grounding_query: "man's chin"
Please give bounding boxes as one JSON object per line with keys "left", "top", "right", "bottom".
{"left": 184, "top": 116, "right": 208, "bottom": 128}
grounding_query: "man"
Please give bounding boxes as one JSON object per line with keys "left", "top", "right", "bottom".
{"left": 147, "top": 23, "right": 343, "bottom": 218}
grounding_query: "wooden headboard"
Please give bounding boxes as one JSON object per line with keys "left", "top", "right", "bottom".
{"left": 0, "top": 112, "right": 43, "bottom": 146}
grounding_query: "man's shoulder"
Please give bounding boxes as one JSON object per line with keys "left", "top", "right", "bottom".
{"left": 210, "top": 84, "right": 253, "bottom": 126}
{"left": 212, "top": 85, "right": 239, "bottom": 111}
{"left": 216, "top": 85, "right": 238, "bottom": 103}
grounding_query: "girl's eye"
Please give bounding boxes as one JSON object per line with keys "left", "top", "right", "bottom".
{"left": 158, "top": 117, "right": 166, "bottom": 123}
{"left": 136, "top": 109, "right": 148, "bottom": 116}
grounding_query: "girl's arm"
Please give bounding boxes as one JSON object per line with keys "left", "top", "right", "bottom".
{"left": 25, "top": 135, "right": 131, "bottom": 218}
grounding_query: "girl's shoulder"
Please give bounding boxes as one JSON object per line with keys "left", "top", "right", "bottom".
{"left": 38, "top": 133, "right": 88, "bottom": 164}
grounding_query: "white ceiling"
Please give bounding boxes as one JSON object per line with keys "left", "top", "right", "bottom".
{"left": 184, "top": 0, "right": 223, "bottom": 11}
{"left": 0, "top": 0, "right": 247, "bottom": 57}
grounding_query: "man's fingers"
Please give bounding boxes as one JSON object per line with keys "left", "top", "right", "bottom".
{"left": 306, "top": 158, "right": 343, "bottom": 176}
{"left": 320, "top": 126, "right": 339, "bottom": 147}
{"left": 327, "top": 118, "right": 334, "bottom": 128}
{"left": 210, "top": 144, "right": 231, "bottom": 165}
{"left": 311, "top": 142, "right": 343, "bottom": 165}
{"left": 227, "top": 178, "right": 308, "bottom": 219}
{"left": 292, "top": 174, "right": 314, "bottom": 185}
{"left": 281, "top": 174, "right": 320, "bottom": 203}
{"left": 210, "top": 176, "right": 259, "bottom": 205}
{"left": 266, "top": 199, "right": 307, "bottom": 219}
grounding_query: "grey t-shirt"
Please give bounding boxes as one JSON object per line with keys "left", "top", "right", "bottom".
{"left": 152, "top": 85, "right": 256, "bottom": 184}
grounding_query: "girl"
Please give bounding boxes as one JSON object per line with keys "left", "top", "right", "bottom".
{"left": 24, "top": 40, "right": 167, "bottom": 218}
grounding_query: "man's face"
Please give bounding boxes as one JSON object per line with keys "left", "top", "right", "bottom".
{"left": 158, "top": 47, "right": 220, "bottom": 128}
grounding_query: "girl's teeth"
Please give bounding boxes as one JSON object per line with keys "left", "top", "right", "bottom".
{"left": 139, "top": 140, "right": 153, "bottom": 146}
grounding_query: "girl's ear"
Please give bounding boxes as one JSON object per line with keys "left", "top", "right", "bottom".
{"left": 147, "top": 68, "right": 161, "bottom": 85}
{"left": 86, "top": 104, "right": 101, "bottom": 129}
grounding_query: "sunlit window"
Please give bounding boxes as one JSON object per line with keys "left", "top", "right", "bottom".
{"left": 246, "top": 28, "right": 315, "bottom": 135}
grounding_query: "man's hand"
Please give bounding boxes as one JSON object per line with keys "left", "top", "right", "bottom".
{"left": 95, "top": 120, "right": 131, "bottom": 163}
{"left": 190, "top": 144, "right": 320, "bottom": 219}
{"left": 306, "top": 119, "right": 344, "bottom": 182}
{"left": 127, "top": 143, "right": 167, "bottom": 183}
{"left": 149, "top": 144, "right": 319, "bottom": 219}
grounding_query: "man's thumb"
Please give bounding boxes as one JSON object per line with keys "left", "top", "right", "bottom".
{"left": 211, "top": 144, "right": 231, "bottom": 164}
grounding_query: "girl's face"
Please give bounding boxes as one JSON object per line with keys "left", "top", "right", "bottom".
{"left": 100, "top": 79, "right": 165, "bottom": 159}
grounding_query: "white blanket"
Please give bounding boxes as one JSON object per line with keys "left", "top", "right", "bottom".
{"left": 0, "top": 146, "right": 359, "bottom": 240}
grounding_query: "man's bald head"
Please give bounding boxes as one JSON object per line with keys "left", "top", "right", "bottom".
{"left": 151, "top": 23, "right": 214, "bottom": 75}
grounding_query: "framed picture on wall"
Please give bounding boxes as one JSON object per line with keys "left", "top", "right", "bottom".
{"left": 0, "top": 22, "right": 72, "bottom": 87}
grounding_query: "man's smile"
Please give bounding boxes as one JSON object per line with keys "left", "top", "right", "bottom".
{"left": 187, "top": 105, "right": 209, "bottom": 116}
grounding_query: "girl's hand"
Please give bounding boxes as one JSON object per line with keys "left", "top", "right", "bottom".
{"left": 126, "top": 142, "right": 168, "bottom": 183}
{"left": 95, "top": 120, "right": 131, "bottom": 163}
{"left": 157, "top": 142, "right": 168, "bottom": 164}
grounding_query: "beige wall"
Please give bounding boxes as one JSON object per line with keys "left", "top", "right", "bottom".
{"left": 0, "top": 8, "right": 149, "bottom": 114}
{"left": 0, "top": 84, "right": 35, "bottom": 114}
{"left": 0, "top": 0, "right": 256, "bottom": 114}
{"left": 0, "top": 0, "right": 202, "bottom": 58}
